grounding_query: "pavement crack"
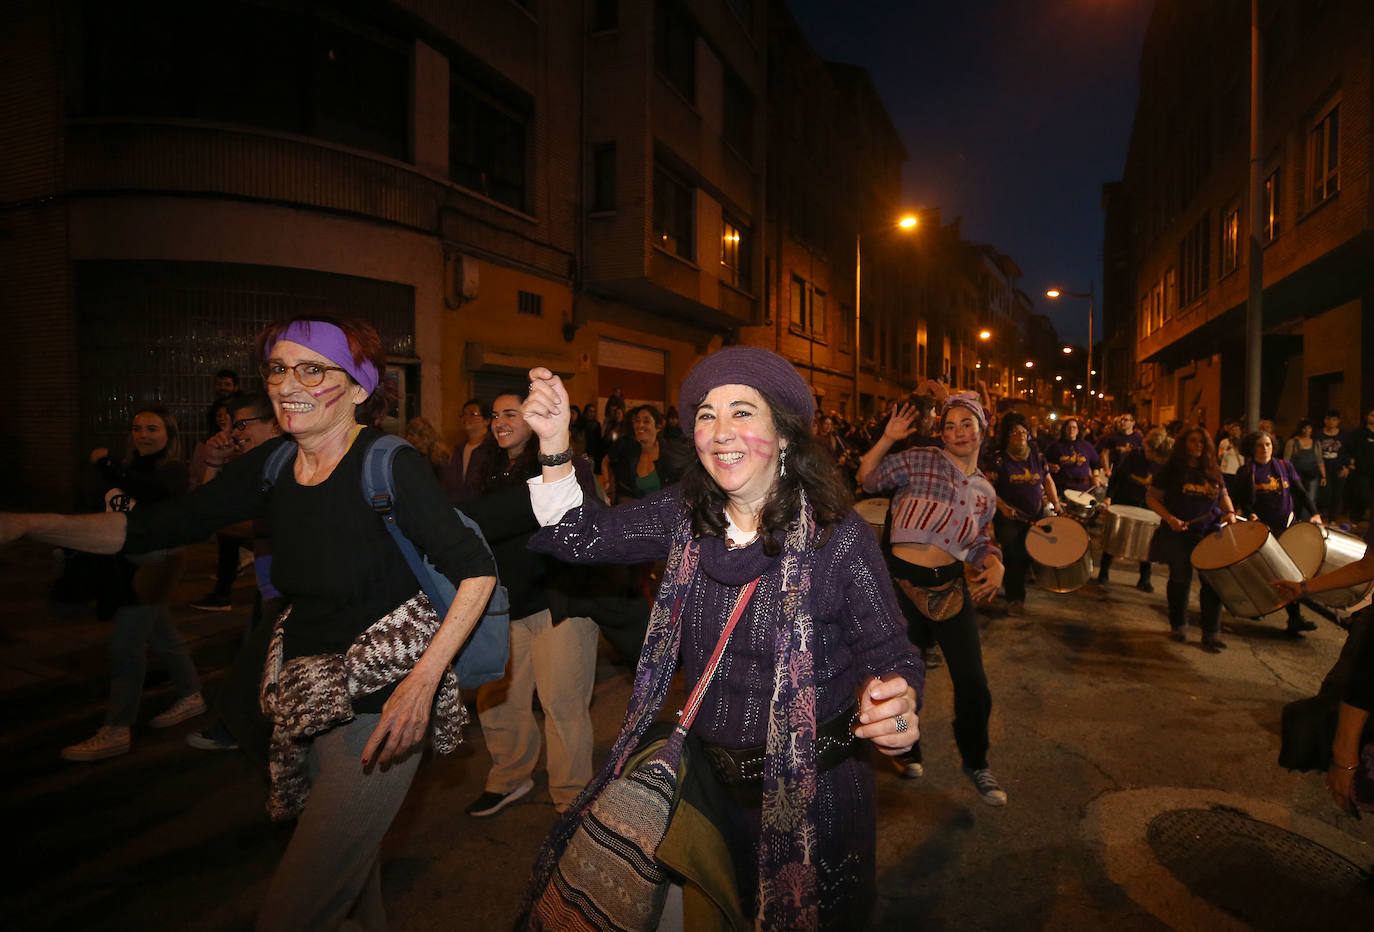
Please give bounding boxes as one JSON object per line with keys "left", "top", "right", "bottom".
{"left": 1246, "top": 640, "right": 1303, "bottom": 692}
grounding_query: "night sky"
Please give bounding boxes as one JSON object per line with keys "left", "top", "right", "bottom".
{"left": 788, "top": 0, "right": 1155, "bottom": 345}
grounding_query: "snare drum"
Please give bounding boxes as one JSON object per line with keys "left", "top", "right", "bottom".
{"left": 854, "top": 497, "right": 890, "bottom": 542}
{"left": 1278, "top": 522, "right": 1374, "bottom": 609}
{"left": 1061, "top": 489, "right": 1099, "bottom": 521}
{"left": 1190, "top": 521, "right": 1303, "bottom": 618}
{"left": 1100, "top": 505, "right": 1160, "bottom": 562}
{"left": 1025, "top": 516, "right": 1093, "bottom": 592}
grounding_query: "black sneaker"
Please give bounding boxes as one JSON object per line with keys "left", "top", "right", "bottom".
{"left": 1201, "top": 636, "right": 1227, "bottom": 653}
{"left": 1168, "top": 628, "right": 1187, "bottom": 643}
{"left": 1136, "top": 578, "right": 1154, "bottom": 593}
{"left": 962, "top": 766, "right": 1008, "bottom": 806}
{"left": 1287, "top": 619, "right": 1317, "bottom": 634}
{"left": 189, "top": 592, "right": 232, "bottom": 612}
{"left": 465, "top": 778, "right": 534, "bottom": 817}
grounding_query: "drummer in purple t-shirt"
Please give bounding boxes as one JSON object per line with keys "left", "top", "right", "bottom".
{"left": 1045, "top": 418, "right": 1103, "bottom": 493}
{"left": 1097, "top": 426, "right": 1173, "bottom": 591}
{"left": 1233, "top": 430, "right": 1322, "bottom": 637}
{"left": 984, "top": 413, "right": 1061, "bottom": 616}
{"left": 1147, "top": 426, "right": 1239, "bottom": 652}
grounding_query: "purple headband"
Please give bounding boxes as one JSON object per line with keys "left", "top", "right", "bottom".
{"left": 940, "top": 391, "right": 987, "bottom": 431}
{"left": 272, "top": 320, "right": 379, "bottom": 395}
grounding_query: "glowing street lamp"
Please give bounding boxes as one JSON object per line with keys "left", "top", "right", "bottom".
{"left": 1024, "top": 360, "right": 1034, "bottom": 368}
{"left": 1062, "top": 346, "right": 1073, "bottom": 354}
{"left": 979, "top": 330, "right": 991, "bottom": 340}
{"left": 1046, "top": 281, "right": 1095, "bottom": 400}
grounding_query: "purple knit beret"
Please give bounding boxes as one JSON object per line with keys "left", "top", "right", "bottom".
{"left": 678, "top": 346, "right": 815, "bottom": 423}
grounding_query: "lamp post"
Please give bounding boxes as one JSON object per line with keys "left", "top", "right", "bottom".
{"left": 855, "top": 214, "right": 918, "bottom": 418}
{"left": 1046, "top": 281, "right": 1094, "bottom": 410}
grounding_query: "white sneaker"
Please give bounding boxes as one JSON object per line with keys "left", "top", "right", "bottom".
{"left": 150, "top": 692, "right": 207, "bottom": 728}
{"left": 61, "top": 726, "right": 131, "bottom": 762}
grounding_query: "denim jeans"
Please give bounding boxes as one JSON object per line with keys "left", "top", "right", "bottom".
{"left": 105, "top": 602, "right": 201, "bottom": 726}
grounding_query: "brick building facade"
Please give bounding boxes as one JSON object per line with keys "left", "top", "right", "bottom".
{"left": 1105, "top": 0, "right": 1374, "bottom": 434}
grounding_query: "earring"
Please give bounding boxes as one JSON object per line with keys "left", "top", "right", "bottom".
{"left": 779, "top": 446, "right": 789, "bottom": 478}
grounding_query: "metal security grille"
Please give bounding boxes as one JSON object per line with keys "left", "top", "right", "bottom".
{"left": 1146, "top": 807, "right": 1374, "bottom": 928}
{"left": 75, "top": 261, "right": 415, "bottom": 457}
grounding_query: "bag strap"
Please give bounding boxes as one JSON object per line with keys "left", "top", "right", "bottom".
{"left": 677, "top": 577, "right": 760, "bottom": 732}
{"left": 259, "top": 439, "right": 299, "bottom": 494}
{"left": 360, "top": 434, "right": 448, "bottom": 608}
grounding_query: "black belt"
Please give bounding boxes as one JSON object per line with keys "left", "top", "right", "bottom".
{"left": 701, "top": 702, "right": 859, "bottom": 786}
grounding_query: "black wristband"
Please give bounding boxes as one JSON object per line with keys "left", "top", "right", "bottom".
{"left": 537, "top": 448, "right": 574, "bottom": 467}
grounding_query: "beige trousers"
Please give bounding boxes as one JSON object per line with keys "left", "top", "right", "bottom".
{"left": 476, "top": 609, "right": 599, "bottom": 807}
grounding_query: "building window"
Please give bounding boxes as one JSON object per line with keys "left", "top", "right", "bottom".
{"left": 721, "top": 218, "right": 751, "bottom": 292}
{"left": 653, "top": 163, "right": 694, "bottom": 260}
{"left": 591, "top": 0, "right": 617, "bottom": 32}
{"left": 722, "top": 66, "right": 754, "bottom": 161}
{"left": 812, "top": 289, "right": 827, "bottom": 338}
{"left": 1263, "top": 170, "right": 1280, "bottom": 242}
{"left": 655, "top": 0, "right": 696, "bottom": 103}
{"left": 80, "top": 2, "right": 409, "bottom": 161}
{"left": 1151, "top": 280, "right": 1164, "bottom": 332}
{"left": 517, "top": 291, "right": 543, "bottom": 316}
{"left": 450, "top": 76, "right": 529, "bottom": 211}
{"left": 1179, "top": 215, "right": 1210, "bottom": 306}
{"left": 789, "top": 275, "right": 807, "bottom": 330}
{"left": 1308, "top": 101, "right": 1339, "bottom": 205}
{"left": 592, "top": 143, "right": 616, "bottom": 212}
{"left": 1139, "top": 293, "right": 1150, "bottom": 339}
{"left": 1164, "top": 267, "right": 1177, "bottom": 320}
{"left": 1220, "top": 205, "right": 1239, "bottom": 275}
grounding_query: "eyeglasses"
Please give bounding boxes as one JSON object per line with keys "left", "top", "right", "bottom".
{"left": 232, "top": 416, "right": 267, "bottom": 432}
{"left": 260, "top": 360, "right": 347, "bottom": 387}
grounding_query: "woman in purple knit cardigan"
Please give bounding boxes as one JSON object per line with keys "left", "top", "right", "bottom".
{"left": 519, "top": 347, "right": 923, "bottom": 931}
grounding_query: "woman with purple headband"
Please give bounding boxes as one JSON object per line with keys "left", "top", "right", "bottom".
{"left": 856, "top": 390, "right": 1010, "bottom": 806}
{"left": 1, "top": 316, "right": 498, "bottom": 929}
{"left": 518, "top": 346, "right": 921, "bottom": 931}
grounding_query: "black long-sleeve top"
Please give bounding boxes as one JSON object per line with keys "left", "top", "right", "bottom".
{"left": 123, "top": 430, "right": 496, "bottom": 711}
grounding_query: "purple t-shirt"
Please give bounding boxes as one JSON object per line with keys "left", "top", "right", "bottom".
{"left": 1241, "top": 458, "right": 1298, "bottom": 533}
{"left": 1099, "top": 430, "right": 1143, "bottom": 468}
{"left": 986, "top": 447, "right": 1051, "bottom": 518}
{"left": 1152, "top": 463, "right": 1224, "bottom": 532}
{"left": 1046, "top": 438, "right": 1101, "bottom": 492}
{"left": 1106, "top": 448, "right": 1159, "bottom": 508}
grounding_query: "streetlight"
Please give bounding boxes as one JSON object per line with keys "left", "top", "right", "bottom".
{"left": 1062, "top": 346, "right": 1073, "bottom": 355}
{"left": 855, "top": 214, "right": 919, "bottom": 414}
{"left": 979, "top": 330, "right": 991, "bottom": 340}
{"left": 1046, "top": 281, "right": 1095, "bottom": 402}
{"left": 1024, "top": 360, "right": 1034, "bottom": 368}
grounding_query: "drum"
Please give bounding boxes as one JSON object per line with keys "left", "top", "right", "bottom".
{"left": 1190, "top": 521, "right": 1303, "bottom": 619}
{"left": 1100, "top": 505, "right": 1160, "bottom": 562}
{"left": 1025, "top": 516, "right": 1093, "bottom": 592}
{"left": 1061, "top": 489, "right": 1099, "bottom": 521}
{"left": 854, "top": 497, "right": 890, "bottom": 542}
{"left": 1278, "top": 522, "right": 1374, "bottom": 609}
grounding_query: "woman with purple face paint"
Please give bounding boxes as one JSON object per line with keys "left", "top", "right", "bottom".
{"left": 856, "top": 392, "right": 1010, "bottom": 807}
{"left": 0, "top": 316, "right": 497, "bottom": 929}
{"left": 518, "top": 347, "right": 921, "bottom": 931}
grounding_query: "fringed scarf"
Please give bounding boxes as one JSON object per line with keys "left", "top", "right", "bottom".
{"left": 522, "top": 495, "right": 821, "bottom": 931}
{"left": 259, "top": 592, "right": 467, "bottom": 821}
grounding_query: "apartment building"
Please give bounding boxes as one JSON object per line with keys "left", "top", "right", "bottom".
{"left": 1105, "top": 0, "right": 1373, "bottom": 432}
{"left": 0, "top": 0, "right": 765, "bottom": 506}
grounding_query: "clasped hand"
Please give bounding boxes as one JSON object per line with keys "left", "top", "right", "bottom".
{"left": 853, "top": 674, "right": 919, "bottom": 755}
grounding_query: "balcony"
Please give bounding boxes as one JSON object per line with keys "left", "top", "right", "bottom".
{"left": 64, "top": 119, "right": 444, "bottom": 233}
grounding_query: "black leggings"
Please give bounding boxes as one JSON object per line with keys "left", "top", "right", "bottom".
{"left": 1155, "top": 529, "right": 1222, "bottom": 636}
{"left": 888, "top": 558, "right": 992, "bottom": 770}
{"left": 993, "top": 514, "right": 1031, "bottom": 602}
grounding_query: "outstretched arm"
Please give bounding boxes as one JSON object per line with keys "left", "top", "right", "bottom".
{"left": 0, "top": 512, "right": 128, "bottom": 554}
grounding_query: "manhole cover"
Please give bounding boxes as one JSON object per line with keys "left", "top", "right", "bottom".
{"left": 1147, "top": 807, "right": 1374, "bottom": 928}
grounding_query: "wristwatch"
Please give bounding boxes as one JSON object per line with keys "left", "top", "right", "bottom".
{"left": 537, "top": 448, "right": 574, "bottom": 467}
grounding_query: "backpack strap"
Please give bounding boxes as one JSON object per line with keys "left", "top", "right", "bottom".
{"left": 260, "top": 439, "right": 299, "bottom": 494}
{"left": 359, "top": 434, "right": 444, "bottom": 607}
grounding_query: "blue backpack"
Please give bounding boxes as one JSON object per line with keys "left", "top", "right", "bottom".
{"left": 260, "top": 434, "right": 511, "bottom": 687}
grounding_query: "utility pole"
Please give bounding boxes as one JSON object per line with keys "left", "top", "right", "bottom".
{"left": 1245, "top": 0, "right": 1263, "bottom": 429}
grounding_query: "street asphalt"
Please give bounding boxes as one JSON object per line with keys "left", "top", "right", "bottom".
{"left": 2, "top": 522, "right": 1372, "bottom": 930}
